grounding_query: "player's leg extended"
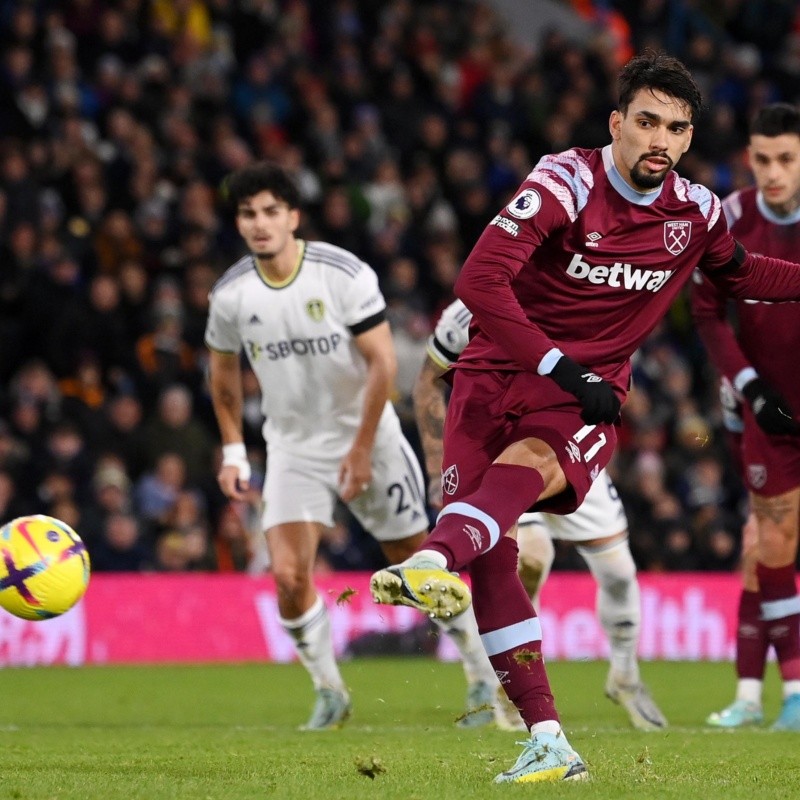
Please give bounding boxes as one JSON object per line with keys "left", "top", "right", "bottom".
{"left": 267, "top": 521, "right": 351, "bottom": 730}
{"left": 380, "top": 533, "right": 497, "bottom": 728}
{"left": 577, "top": 532, "right": 667, "bottom": 730}
{"left": 707, "top": 513, "right": 766, "bottom": 727}
{"left": 370, "top": 437, "right": 564, "bottom": 627}
{"left": 754, "top": 487, "right": 800, "bottom": 730}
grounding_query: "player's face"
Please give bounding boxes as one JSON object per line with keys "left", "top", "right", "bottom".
{"left": 609, "top": 88, "right": 693, "bottom": 191}
{"left": 748, "top": 133, "right": 800, "bottom": 215}
{"left": 236, "top": 190, "right": 299, "bottom": 259}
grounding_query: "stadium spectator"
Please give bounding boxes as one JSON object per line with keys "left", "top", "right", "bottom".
{"left": 134, "top": 451, "right": 192, "bottom": 528}
{"left": 140, "top": 384, "right": 214, "bottom": 483}
{"left": 81, "top": 456, "right": 134, "bottom": 539}
{"left": 91, "top": 511, "right": 154, "bottom": 572}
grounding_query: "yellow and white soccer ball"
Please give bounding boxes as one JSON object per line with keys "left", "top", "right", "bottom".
{"left": 0, "top": 514, "right": 91, "bottom": 620}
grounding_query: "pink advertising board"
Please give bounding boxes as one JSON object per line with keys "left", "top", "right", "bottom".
{"left": 0, "top": 572, "right": 743, "bottom": 666}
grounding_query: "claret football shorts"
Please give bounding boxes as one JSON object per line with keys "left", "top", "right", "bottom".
{"left": 741, "top": 406, "right": 800, "bottom": 496}
{"left": 441, "top": 370, "right": 618, "bottom": 515}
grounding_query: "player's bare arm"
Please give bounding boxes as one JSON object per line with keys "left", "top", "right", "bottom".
{"left": 412, "top": 354, "right": 448, "bottom": 509}
{"left": 338, "top": 320, "right": 397, "bottom": 502}
{"left": 208, "top": 349, "right": 249, "bottom": 501}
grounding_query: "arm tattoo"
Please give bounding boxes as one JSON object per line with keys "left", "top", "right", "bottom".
{"left": 414, "top": 360, "right": 446, "bottom": 474}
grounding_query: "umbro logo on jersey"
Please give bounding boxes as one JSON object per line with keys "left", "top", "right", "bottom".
{"left": 566, "top": 254, "right": 674, "bottom": 292}
{"left": 248, "top": 314, "right": 262, "bottom": 324}
{"left": 585, "top": 231, "right": 603, "bottom": 248}
{"left": 565, "top": 441, "right": 580, "bottom": 463}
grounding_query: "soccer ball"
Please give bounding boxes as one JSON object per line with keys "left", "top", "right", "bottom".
{"left": 0, "top": 515, "right": 91, "bottom": 620}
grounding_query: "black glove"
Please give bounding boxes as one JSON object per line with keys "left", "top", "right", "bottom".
{"left": 549, "top": 356, "right": 621, "bottom": 424}
{"left": 742, "top": 377, "right": 800, "bottom": 436}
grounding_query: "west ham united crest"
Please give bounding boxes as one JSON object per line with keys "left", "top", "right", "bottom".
{"left": 748, "top": 464, "right": 767, "bottom": 489}
{"left": 442, "top": 464, "right": 459, "bottom": 495}
{"left": 664, "top": 221, "right": 691, "bottom": 255}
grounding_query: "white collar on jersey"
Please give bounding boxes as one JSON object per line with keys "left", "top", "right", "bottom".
{"left": 602, "top": 145, "right": 664, "bottom": 206}
{"left": 756, "top": 192, "right": 800, "bottom": 226}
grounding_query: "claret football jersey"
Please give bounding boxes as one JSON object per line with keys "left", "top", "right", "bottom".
{"left": 456, "top": 145, "right": 740, "bottom": 391}
{"left": 205, "top": 240, "right": 400, "bottom": 456}
{"left": 692, "top": 187, "right": 800, "bottom": 408}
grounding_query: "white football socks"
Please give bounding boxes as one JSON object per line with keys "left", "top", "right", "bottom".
{"left": 516, "top": 521, "right": 555, "bottom": 609}
{"left": 735, "top": 678, "right": 763, "bottom": 705}
{"left": 578, "top": 538, "right": 641, "bottom": 685}
{"left": 279, "top": 595, "right": 346, "bottom": 692}
{"left": 433, "top": 605, "right": 496, "bottom": 686}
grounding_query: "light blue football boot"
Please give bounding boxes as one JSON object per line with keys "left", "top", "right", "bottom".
{"left": 493, "top": 732, "right": 589, "bottom": 784}
{"left": 456, "top": 680, "right": 495, "bottom": 728}
{"left": 772, "top": 693, "right": 800, "bottom": 731}
{"left": 300, "top": 687, "right": 352, "bottom": 731}
{"left": 706, "top": 699, "right": 763, "bottom": 728}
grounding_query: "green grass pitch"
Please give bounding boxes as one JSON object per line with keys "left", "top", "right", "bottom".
{"left": 0, "top": 659, "right": 798, "bottom": 799}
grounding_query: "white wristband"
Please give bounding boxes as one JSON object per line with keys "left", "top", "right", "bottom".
{"left": 222, "top": 443, "right": 251, "bottom": 483}
{"left": 222, "top": 443, "right": 247, "bottom": 463}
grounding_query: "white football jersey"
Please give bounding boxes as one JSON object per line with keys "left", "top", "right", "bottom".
{"left": 205, "top": 240, "right": 400, "bottom": 457}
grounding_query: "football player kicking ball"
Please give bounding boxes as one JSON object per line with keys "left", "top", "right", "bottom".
{"left": 370, "top": 51, "right": 800, "bottom": 784}
{"left": 205, "top": 163, "right": 498, "bottom": 731}
{"left": 692, "top": 103, "right": 800, "bottom": 731}
{"left": 414, "top": 298, "right": 667, "bottom": 732}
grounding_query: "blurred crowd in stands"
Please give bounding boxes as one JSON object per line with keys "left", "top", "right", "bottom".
{"left": 1, "top": 0, "right": 799, "bottom": 575}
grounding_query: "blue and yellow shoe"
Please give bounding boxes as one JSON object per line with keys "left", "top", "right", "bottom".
{"left": 456, "top": 680, "right": 495, "bottom": 728}
{"left": 706, "top": 699, "right": 763, "bottom": 728}
{"left": 300, "top": 687, "right": 351, "bottom": 731}
{"left": 369, "top": 557, "right": 471, "bottom": 619}
{"left": 494, "top": 732, "right": 588, "bottom": 784}
{"left": 772, "top": 693, "right": 800, "bottom": 731}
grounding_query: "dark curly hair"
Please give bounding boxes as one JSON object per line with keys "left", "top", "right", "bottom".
{"left": 618, "top": 50, "right": 703, "bottom": 122}
{"left": 223, "top": 162, "right": 301, "bottom": 211}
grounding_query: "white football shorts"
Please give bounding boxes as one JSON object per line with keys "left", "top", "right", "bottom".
{"left": 518, "top": 468, "right": 628, "bottom": 541}
{"left": 261, "top": 429, "right": 428, "bottom": 542}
